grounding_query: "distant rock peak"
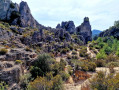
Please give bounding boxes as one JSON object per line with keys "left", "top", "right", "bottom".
{"left": 84, "top": 17, "right": 89, "bottom": 22}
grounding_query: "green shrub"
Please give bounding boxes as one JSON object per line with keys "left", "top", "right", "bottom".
{"left": 0, "top": 48, "right": 8, "bottom": 55}
{"left": 30, "top": 54, "right": 55, "bottom": 78}
{"left": 15, "top": 60, "right": 23, "bottom": 64}
{"left": 106, "top": 62, "right": 119, "bottom": 67}
{"left": 72, "top": 55, "right": 78, "bottom": 59}
{"left": 81, "top": 65, "right": 88, "bottom": 71}
{"left": 59, "top": 71, "right": 70, "bottom": 82}
{"left": 0, "top": 82, "right": 8, "bottom": 90}
{"left": 79, "top": 48, "right": 88, "bottom": 57}
{"left": 96, "top": 50, "right": 106, "bottom": 59}
{"left": 72, "top": 51, "right": 77, "bottom": 55}
{"left": 95, "top": 60, "right": 105, "bottom": 67}
{"left": 88, "top": 62, "right": 96, "bottom": 71}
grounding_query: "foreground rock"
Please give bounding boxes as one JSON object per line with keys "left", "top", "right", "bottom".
{"left": 0, "top": 61, "right": 22, "bottom": 90}
{"left": 0, "top": 48, "right": 37, "bottom": 62}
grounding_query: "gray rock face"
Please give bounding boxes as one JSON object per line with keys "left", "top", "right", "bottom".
{"left": 76, "top": 17, "right": 92, "bottom": 43}
{"left": 0, "top": 0, "right": 11, "bottom": 20}
{"left": 0, "top": 48, "right": 37, "bottom": 61}
{"left": 56, "top": 21, "right": 75, "bottom": 34}
{"left": 0, "top": 0, "right": 39, "bottom": 28}
{"left": 7, "top": 3, "right": 19, "bottom": 21}
{"left": 22, "top": 29, "right": 45, "bottom": 45}
{"left": 0, "top": 28, "right": 14, "bottom": 41}
{"left": 0, "top": 61, "right": 22, "bottom": 89}
{"left": 55, "top": 28, "right": 71, "bottom": 41}
{"left": 19, "top": 1, "right": 37, "bottom": 28}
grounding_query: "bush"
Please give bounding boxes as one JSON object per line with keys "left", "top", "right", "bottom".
{"left": 88, "top": 62, "right": 96, "bottom": 71}
{"left": 0, "top": 82, "right": 8, "bottom": 90}
{"left": 30, "top": 54, "right": 55, "bottom": 78}
{"left": 90, "top": 71, "right": 119, "bottom": 90}
{"left": 61, "top": 49, "right": 67, "bottom": 54}
{"left": 81, "top": 65, "right": 88, "bottom": 71}
{"left": 59, "top": 71, "right": 70, "bottom": 82}
{"left": 0, "top": 48, "right": 8, "bottom": 55}
{"left": 106, "top": 62, "right": 119, "bottom": 68}
{"left": 106, "top": 54, "right": 119, "bottom": 63}
{"left": 96, "top": 50, "right": 106, "bottom": 59}
{"left": 79, "top": 47, "right": 88, "bottom": 57}
{"left": 72, "top": 51, "right": 77, "bottom": 55}
{"left": 95, "top": 60, "right": 105, "bottom": 67}
{"left": 103, "top": 45, "right": 112, "bottom": 55}
{"left": 15, "top": 60, "right": 23, "bottom": 64}
{"left": 72, "top": 55, "right": 78, "bottom": 59}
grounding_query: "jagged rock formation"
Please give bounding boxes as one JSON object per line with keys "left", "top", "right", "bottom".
{"left": 55, "top": 28, "right": 71, "bottom": 41}
{"left": 0, "top": 0, "right": 38, "bottom": 28}
{"left": 56, "top": 21, "right": 75, "bottom": 34}
{"left": 19, "top": 1, "right": 37, "bottom": 27}
{"left": 0, "top": 0, "right": 11, "bottom": 20}
{"left": 76, "top": 17, "right": 92, "bottom": 43}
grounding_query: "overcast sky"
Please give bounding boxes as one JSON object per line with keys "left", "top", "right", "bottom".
{"left": 12, "top": 0, "right": 119, "bottom": 31}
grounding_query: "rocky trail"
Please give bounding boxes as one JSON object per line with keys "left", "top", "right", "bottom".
{"left": 87, "top": 43, "right": 96, "bottom": 58}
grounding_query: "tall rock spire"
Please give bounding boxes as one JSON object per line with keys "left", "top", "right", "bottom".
{"left": 76, "top": 17, "right": 92, "bottom": 44}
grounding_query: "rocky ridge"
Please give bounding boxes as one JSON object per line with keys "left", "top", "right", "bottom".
{"left": 0, "top": 0, "right": 38, "bottom": 28}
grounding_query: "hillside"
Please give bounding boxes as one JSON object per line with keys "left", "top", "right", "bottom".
{"left": 0, "top": 0, "right": 119, "bottom": 90}
{"left": 92, "top": 29, "right": 102, "bottom": 37}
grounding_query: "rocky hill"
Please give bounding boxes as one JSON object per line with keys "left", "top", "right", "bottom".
{"left": 99, "top": 20, "right": 119, "bottom": 39}
{"left": 0, "top": 0, "right": 95, "bottom": 90}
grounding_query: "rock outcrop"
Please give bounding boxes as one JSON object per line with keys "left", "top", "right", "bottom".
{"left": 56, "top": 21, "right": 75, "bottom": 34}
{"left": 55, "top": 28, "right": 71, "bottom": 41}
{"left": 0, "top": 61, "right": 22, "bottom": 89}
{"left": 99, "top": 27, "right": 119, "bottom": 39}
{"left": 76, "top": 17, "right": 92, "bottom": 43}
{"left": 0, "top": 48, "right": 37, "bottom": 61}
{"left": 0, "top": 0, "right": 39, "bottom": 28}
{"left": 19, "top": 1, "right": 37, "bottom": 28}
{"left": 0, "top": 0, "right": 11, "bottom": 20}
{"left": 0, "top": 27, "right": 14, "bottom": 41}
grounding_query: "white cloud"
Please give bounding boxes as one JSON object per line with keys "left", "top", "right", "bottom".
{"left": 12, "top": 0, "right": 119, "bottom": 30}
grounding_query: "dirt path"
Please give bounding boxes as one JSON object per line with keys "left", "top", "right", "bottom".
{"left": 87, "top": 44, "right": 96, "bottom": 58}
{"left": 64, "top": 67, "right": 119, "bottom": 90}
